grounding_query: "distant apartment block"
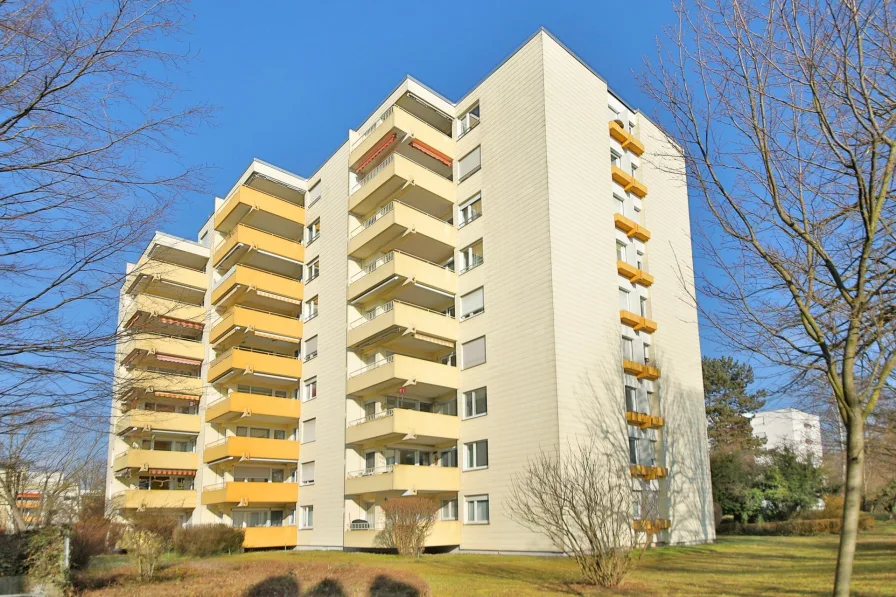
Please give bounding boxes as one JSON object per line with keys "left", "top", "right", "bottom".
{"left": 751, "top": 408, "right": 823, "bottom": 465}
{"left": 104, "top": 29, "right": 715, "bottom": 552}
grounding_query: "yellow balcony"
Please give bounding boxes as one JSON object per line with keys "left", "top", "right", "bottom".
{"left": 207, "top": 347, "right": 301, "bottom": 387}
{"left": 344, "top": 520, "right": 459, "bottom": 548}
{"left": 120, "top": 336, "right": 204, "bottom": 369}
{"left": 348, "top": 301, "right": 456, "bottom": 354}
{"left": 625, "top": 411, "right": 665, "bottom": 429}
{"left": 112, "top": 449, "right": 198, "bottom": 472}
{"left": 609, "top": 120, "right": 645, "bottom": 156}
{"left": 349, "top": 153, "right": 454, "bottom": 220}
{"left": 125, "top": 258, "right": 207, "bottom": 304}
{"left": 201, "top": 482, "right": 299, "bottom": 506}
{"left": 630, "top": 465, "right": 669, "bottom": 481}
{"left": 350, "top": 105, "right": 454, "bottom": 170}
{"left": 614, "top": 213, "right": 651, "bottom": 242}
{"left": 210, "top": 306, "right": 302, "bottom": 351}
{"left": 211, "top": 265, "right": 302, "bottom": 315}
{"left": 622, "top": 360, "right": 661, "bottom": 381}
{"left": 112, "top": 490, "right": 196, "bottom": 510}
{"left": 345, "top": 465, "right": 460, "bottom": 496}
{"left": 203, "top": 436, "right": 299, "bottom": 465}
{"left": 617, "top": 261, "right": 654, "bottom": 287}
{"left": 122, "top": 294, "right": 205, "bottom": 330}
{"left": 242, "top": 526, "right": 297, "bottom": 549}
{"left": 633, "top": 519, "right": 670, "bottom": 533}
{"left": 120, "top": 369, "right": 203, "bottom": 401}
{"left": 611, "top": 166, "right": 649, "bottom": 198}
{"left": 116, "top": 411, "right": 200, "bottom": 435}
{"left": 215, "top": 185, "right": 305, "bottom": 238}
{"left": 349, "top": 201, "right": 455, "bottom": 263}
{"left": 346, "top": 409, "right": 458, "bottom": 447}
{"left": 619, "top": 310, "right": 658, "bottom": 334}
{"left": 213, "top": 224, "right": 304, "bottom": 278}
{"left": 348, "top": 251, "right": 455, "bottom": 311}
{"left": 206, "top": 392, "right": 301, "bottom": 424}
{"left": 347, "top": 354, "right": 457, "bottom": 399}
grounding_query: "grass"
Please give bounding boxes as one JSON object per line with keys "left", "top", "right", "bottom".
{"left": 75, "top": 523, "right": 896, "bottom": 597}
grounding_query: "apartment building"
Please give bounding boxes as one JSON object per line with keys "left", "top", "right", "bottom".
{"left": 751, "top": 408, "right": 823, "bottom": 465}
{"left": 105, "top": 29, "right": 715, "bottom": 552}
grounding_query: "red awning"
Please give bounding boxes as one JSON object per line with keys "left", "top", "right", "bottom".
{"left": 409, "top": 139, "right": 452, "bottom": 167}
{"left": 154, "top": 391, "right": 200, "bottom": 402}
{"left": 355, "top": 133, "right": 397, "bottom": 173}
{"left": 146, "top": 469, "right": 196, "bottom": 477}
{"left": 155, "top": 354, "right": 202, "bottom": 366}
{"left": 125, "top": 313, "right": 142, "bottom": 329}
{"left": 158, "top": 316, "right": 204, "bottom": 331}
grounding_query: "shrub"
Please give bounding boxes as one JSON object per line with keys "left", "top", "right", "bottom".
{"left": 0, "top": 530, "right": 33, "bottom": 576}
{"left": 718, "top": 515, "right": 875, "bottom": 536}
{"left": 127, "top": 510, "right": 180, "bottom": 548}
{"left": 375, "top": 497, "right": 439, "bottom": 558}
{"left": 26, "top": 526, "right": 70, "bottom": 592}
{"left": 119, "top": 528, "right": 166, "bottom": 581}
{"left": 172, "top": 524, "right": 244, "bottom": 557}
{"left": 71, "top": 516, "right": 112, "bottom": 569}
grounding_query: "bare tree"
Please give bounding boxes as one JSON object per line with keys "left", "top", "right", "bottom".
{"left": 0, "top": 0, "right": 210, "bottom": 435}
{"left": 507, "top": 439, "right": 656, "bottom": 588}
{"left": 375, "top": 496, "right": 439, "bottom": 558}
{"left": 640, "top": 1, "right": 896, "bottom": 593}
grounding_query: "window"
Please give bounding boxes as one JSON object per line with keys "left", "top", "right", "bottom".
{"left": 643, "top": 343, "right": 651, "bottom": 364}
{"left": 464, "top": 440, "right": 488, "bottom": 470}
{"left": 628, "top": 427, "right": 658, "bottom": 466}
{"left": 308, "top": 182, "right": 322, "bottom": 207}
{"left": 625, "top": 385, "right": 640, "bottom": 413}
{"left": 463, "top": 387, "right": 487, "bottom": 419}
{"left": 300, "top": 505, "right": 314, "bottom": 529}
{"left": 440, "top": 498, "right": 458, "bottom": 521}
{"left": 618, "top": 288, "right": 630, "bottom": 311}
{"left": 611, "top": 150, "right": 622, "bottom": 169}
{"left": 306, "top": 219, "right": 321, "bottom": 245}
{"left": 615, "top": 194, "right": 626, "bottom": 215}
{"left": 460, "top": 287, "right": 484, "bottom": 320}
{"left": 440, "top": 447, "right": 458, "bottom": 467}
{"left": 616, "top": 241, "right": 627, "bottom": 262}
{"left": 458, "top": 146, "right": 481, "bottom": 182}
{"left": 640, "top": 296, "right": 648, "bottom": 317}
{"left": 304, "top": 297, "right": 319, "bottom": 322}
{"left": 458, "top": 104, "right": 480, "bottom": 138}
{"left": 303, "top": 377, "right": 317, "bottom": 402}
{"left": 636, "top": 251, "right": 644, "bottom": 271}
{"left": 459, "top": 240, "right": 484, "bottom": 273}
{"left": 307, "top": 258, "right": 320, "bottom": 282}
{"left": 304, "top": 335, "right": 318, "bottom": 361}
{"left": 458, "top": 193, "right": 482, "bottom": 228}
{"left": 631, "top": 162, "right": 639, "bottom": 180}
{"left": 622, "top": 337, "right": 634, "bottom": 361}
{"left": 273, "top": 429, "right": 286, "bottom": 440}
{"left": 301, "top": 461, "right": 315, "bottom": 486}
{"left": 465, "top": 494, "right": 489, "bottom": 524}
{"left": 301, "top": 418, "right": 316, "bottom": 443}
{"left": 462, "top": 336, "right": 486, "bottom": 369}
{"left": 437, "top": 397, "right": 457, "bottom": 416}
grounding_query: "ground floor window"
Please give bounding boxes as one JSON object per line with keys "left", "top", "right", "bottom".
{"left": 465, "top": 494, "right": 489, "bottom": 524}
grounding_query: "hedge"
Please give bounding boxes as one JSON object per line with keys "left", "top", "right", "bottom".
{"left": 172, "top": 524, "right": 244, "bottom": 557}
{"left": 718, "top": 515, "right": 875, "bottom": 536}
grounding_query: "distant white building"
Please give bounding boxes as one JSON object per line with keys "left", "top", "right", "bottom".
{"left": 751, "top": 408, "right": 823, "bottom": 465}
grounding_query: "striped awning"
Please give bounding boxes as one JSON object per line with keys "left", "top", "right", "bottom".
{"left": 158, "top": 316, "right": 203, "bottom": 331}
{"left": 255, "top": 330, "right": 300, "bottom": 343}
{"left": 355, "top": 132, "right": 397, "bottom": 172}
{"left": 153, "top": 391, "right": 200, "bottom": 402}
{"left": 146, "top": 469, "right": 196, "bottom": 477}
{"left": 255, "top": 289, "right": 301, "bottom": 305}
{"left": 155, "top": 354, "right": 202, "bottom": 366}
{"left": 410, "top": 139, "right": 452, "bottom": 167}
{"left": 125, "top": 313, "right": 142, "bottom": 329}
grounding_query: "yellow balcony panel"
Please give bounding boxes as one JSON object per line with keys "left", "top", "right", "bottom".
{"left": 213, "top": 224, "right": 304, "bottom": 278}
{"left": 116, "top": 411, "right": 200, "bottom": 436}
{"left": 625, "top": 411, "right": 665, "bottom": 429}
{"left": 622, "top": 360, "right": 661, "bottom": 380}
{"left": 616, "top": 261, "right": 654, "bottom": 287}
{"left": 619, "top": 310, "right": 658, "bottom": 334}
{"left": 609, "top": 119, "right": 629, "bottom": 144}
{"left": 207, "top": 348, "right": 301, "bottom": 388}
{"left": 348, "top": 252, "right": 456, "bottom": 311}
{"left": 623, "top": 135, "right": 645, "bottom": 156}
{"left": 348, "top": 301, "right": 457, "bottom": 354}
{"left": 630, "top": 225, "right": 651, "bottom": 242}
{"left": 242, "top": 526, "right": 297, "bottom": 549}
{"left": 345, "top": 465, "right": 460, "bottom": 496}
{"left": 347, "top": 354, "right": 458, "bottom": 399}
{"left": 126, "top": 258, "right": 206, "bottom": 304}
{"left": 346, "top": 409, "right": 458, "bottom": 448}
{"left": 349, "top": 201, "right": 455, "bottom": 263}
{"left": 112, "top": 449, "right": 198, "bottom": 472}
{"left": 120, "top": 370, "right": 203, "bottom": 401}
{"left": 203, "top": 436, "right": 299, "bottom": 465}
{"left": 210, "top": 306, "right": 302, "bottom": 352}
{"left": 611, "top": 165, "right": 634, "bottom": 188}
{"left": 211, "top": 265, "right": 303, "bottom": 315}
{"left": 613, "top": 213, "right": 637, "bottom": 235}
{"left": 609, "top": 120, "right": 646, "bottom": 156}
{"left": 201, "top": 482, "right": 298, "bottom": 506}
{"left": 120, "top": 336, "right": 204, "bottom": 370}
{"left": 215, "top": 185, "right": 305, "bottom": 238}
{"left": 112, "top": 490, "right": 196, "bottom": 510}
{"left": 206, "top": 392, "right": 301, "bottom": 424}
{"left": 344, "top": 520, "right": 460, "bottom": 549}
{"left": 349, "top": 154, "right": 454, "bottom": 221}
{"left": 630, "top": 465, "right": 669, "bottom": 481}
{"left": 350, "top": 105, "right": 454, "bottom": 170}
{"left": 633, "top": 519, "right": 670, "bottom": 533}
{"left": 629, "top": 178, "right": 648, "bottom": 198}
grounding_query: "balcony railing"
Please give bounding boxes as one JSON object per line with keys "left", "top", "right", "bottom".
{"left": 209, "top": 345, "right": 296, "bottom": 369}
{"left": 351, "top": 202, "right": 396, "bottom": 237}
{"left": 351, "top": 153, "right": 394, "bottom": 193}
{"left": 348, "top": 408, "right": 395, "bottom": 428}
{"left": 352, "top": 106, "right": 394, "bottom": 150}
{"left": 350, "top": 251, "right": 394, "bottom": 283}
{"left": 347, "top": 465, "right": 393, "bottom": 478}
{"left": 349, "top": 299, "right": 454, "bottom": 330}
{"left": 348, "top": 520, "right": 384, "bottom": 531}
{"left": 459, "top": 254, "right": 484, "bottom": 274}
{"left": 348, "top": 356, "right": 393, "bottom": 379}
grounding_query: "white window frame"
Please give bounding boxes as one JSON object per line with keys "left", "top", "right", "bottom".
{"left": 300, "top": 461, "right": 315, "bottom": 486}
{"left": 303, "top": 377, "right": 318, "bottom": 402}
{"left": 457, "top": 104, "right": 480, "bottom": 139}
{"left": 304, "top": 296, "right": 319, "bottom": 322}
{"left": 464, "top": 439, "right": 488, "bottom": 471}
{"left": 303, "top": 335, "right": 318, "bottom": 361}
{"left": 463, "top": 387, "right": 487, "bottom": 419}
{"left": 459, "top": 240, "right": 484, "bottom": 274}
{"left": 440, "top": 498, "right": 458, "bottom": 521}
{"left": 460, "top": 287, "right": 485, "bottom": 320}
{"left": 301, "top": 418, "right": 316, "bottom": 444}
{"left": 307, "top": 182, "right": 322, "bottom": 207}
{"left": 457, "top": 145, "right": 482, "bottom": 182}
{"left": 300, "top": 505, "right": 314, "bottom": 529}
{"left": 464, "top": 494, "right": 489, "bottom": 525}
{"left": 306, "top": 219, "right": 321, "bottom": 245}
{"left": 307, "top": 258, "right": 320, "bottom": 282}
{"left": 461, "top": 336, "right": 486, "bottom": 370}
{"left": 616, "top": 241, "right": 628, "bottom": 263}
{"left": 457, "top": 192, "right": 482, "bottom": 228}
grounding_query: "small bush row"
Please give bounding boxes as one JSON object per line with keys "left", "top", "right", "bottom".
{"left": 718, "top": 515, "right": 875, "bottom": 536}
{"left": 172, "top": 524, "right": 244, "bottom": 557}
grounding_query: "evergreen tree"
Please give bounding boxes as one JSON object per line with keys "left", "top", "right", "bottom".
{"left": 702, "top": 356, "right": 768, "bottom": 452}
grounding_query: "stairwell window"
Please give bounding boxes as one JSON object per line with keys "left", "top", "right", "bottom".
{"left": 458, "top": 193, "right": 482, "bottom": 228}
{"left": 301, "top": 418, "right": 316, "bottom": 443}
{"left": 460, "top": 287, "right": 484, "bottom": 320}
{"left": 461, "top": 336, "right": 486, "bottom": 370}
{"left": 622, "top": 336, "right": 634, "bottom": 361}
{"left": 465, "top": 494, "right": 489, "bottom": 524}
{"left": 300, "top": 505, "right": 314, "bottom": 529}
{"left": 458, "top": 146, "right": 481, "bottom": 182}
{"left": 464, "top": 440, "right": 488, "bottom": 470}
{"left": 618, "top": 288, "right": 630, "bottom": 311}
{"left": 301, "top": 461, "right": 315, "bottom": 486}
{"left": 616, "top": 241, "right": 627, "bottom": 262}
{"left": 463, "top": 387, "right": 487, "bottom": 419}
{"left": 611, "top": 150, "right": 622, "bottom": 169}
{"left": 459, "top": 240, "right": 484, "bottom": 273}
{"left": 303, "top": 377, "right": 317, "bottom": 402}
{"left": 615, "top": 194, "right": 626, "bottom": 215}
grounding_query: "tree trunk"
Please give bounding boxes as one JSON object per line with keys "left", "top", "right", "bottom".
{"left": 833, "top": 415, "right": 865, "bottom": 597}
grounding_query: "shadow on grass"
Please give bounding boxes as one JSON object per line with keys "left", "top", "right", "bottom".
{"left": 369, "top": 574, "right": 420, "bottom": 597}
{"left": 244, "top": 574, "right": 300, "bottom": 597}
{"left": 306, "top": 578, "right": 347, "bottom": 597}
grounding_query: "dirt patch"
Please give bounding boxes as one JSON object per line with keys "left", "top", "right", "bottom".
{"left": 74, "top": 559, "right": 429, "bottom": 597}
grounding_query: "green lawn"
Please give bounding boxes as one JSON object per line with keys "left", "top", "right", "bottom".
{"left": 76, "top": 523, "right": 896, "bottom": 597}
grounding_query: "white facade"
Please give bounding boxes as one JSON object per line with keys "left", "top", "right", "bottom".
{"left": 751, "top": 408, "right": 823, "bottom": 464}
